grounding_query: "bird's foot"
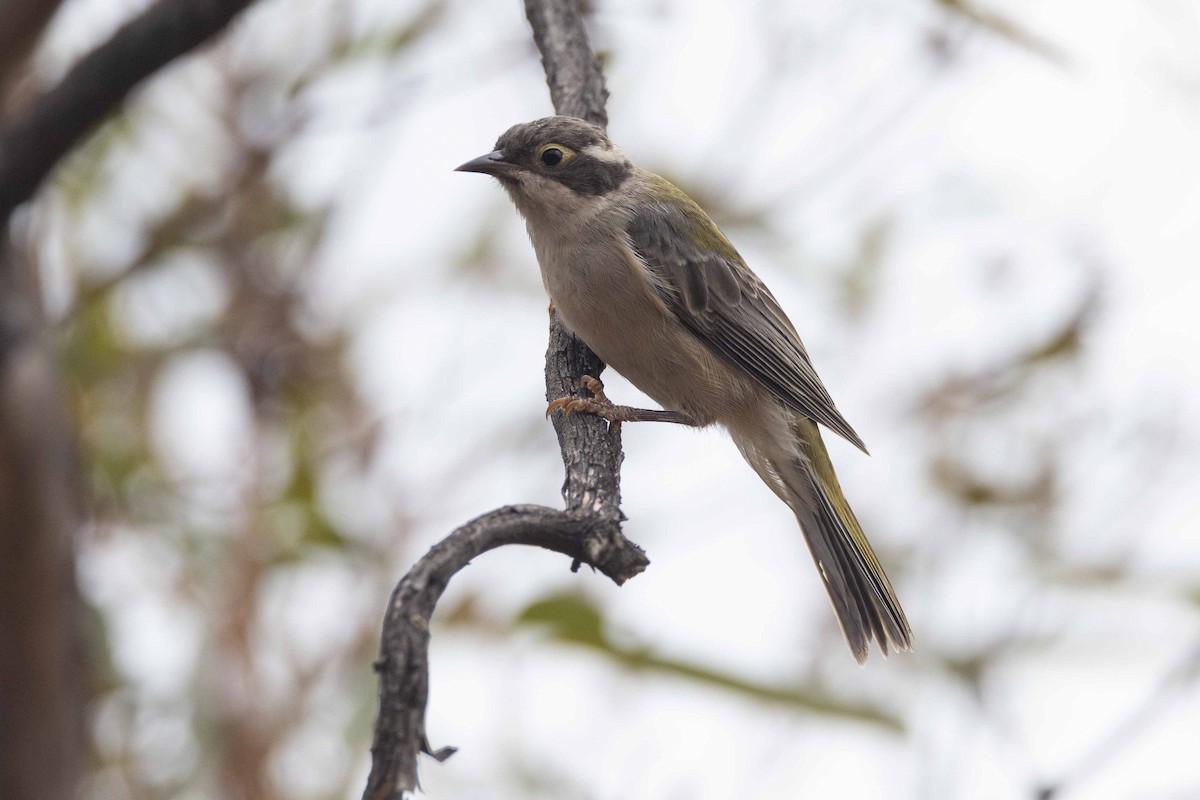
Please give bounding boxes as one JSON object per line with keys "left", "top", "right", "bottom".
{"left": 546, "top": 376, "right": 619, "bottom": 421}
{"left": 546, "top": 376, "right": 699, "bottom": 427}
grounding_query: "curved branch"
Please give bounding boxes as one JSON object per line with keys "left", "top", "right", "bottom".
{"left": 363, "top": 1, "right": 626, "bottom": 797}
{"left": 363, "top": 506, "right": 647, "bottom": 799}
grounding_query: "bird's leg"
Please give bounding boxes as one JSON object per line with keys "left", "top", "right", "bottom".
{"left": 546, "top": 376, "right": 699, "bottom": 426}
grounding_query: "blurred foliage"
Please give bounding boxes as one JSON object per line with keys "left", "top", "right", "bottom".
{"left": 515, "top": 592, "right": 904, "bottom": 729}
{"left": 32, "top": 5, "right": 423, "bottom": 798}
{"left": 331, "top": 1, "right": 447, "bottom": 65}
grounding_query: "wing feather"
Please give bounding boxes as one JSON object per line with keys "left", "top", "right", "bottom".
{"left": 627, "top": 190, "right": 868, "bottom": 453}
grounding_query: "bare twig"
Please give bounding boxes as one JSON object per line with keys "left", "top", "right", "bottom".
{"left": 362, "top": 1, "right": 631, "bottom": 796}
{"left": 0, "top": 0, "right": 257, "bottom": 231}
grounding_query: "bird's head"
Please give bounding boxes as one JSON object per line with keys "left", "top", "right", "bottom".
{"left": 455, "top": 116, "right": 633, "bottom": 221}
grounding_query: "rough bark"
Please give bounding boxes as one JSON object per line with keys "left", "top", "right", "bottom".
{"left": 362, "top": 1, "right": 635, "bottom": 797}
{"left": 363, "top": 506, "right": 646, "bottom": 798}
{"left": 523, "top": 0, "right": 609, "bottom": 128}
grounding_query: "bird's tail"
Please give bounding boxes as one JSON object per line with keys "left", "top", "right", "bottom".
{"left": 736, "top": 413, "right": 912, "bottom": 663}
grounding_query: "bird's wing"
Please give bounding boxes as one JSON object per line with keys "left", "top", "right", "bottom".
{"left": 625, "top": 182, "right": 868, "bottom": 453}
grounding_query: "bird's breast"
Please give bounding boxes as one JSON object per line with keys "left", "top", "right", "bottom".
{"left": 528, "top": 225, "right": 762, "bottom": 424}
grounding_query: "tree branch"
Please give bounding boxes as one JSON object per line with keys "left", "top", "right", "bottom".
{"left": 0, "top": 0, "right": 257, "bottom": 231}
{"left": 522, "top": 0, "right": 609, "bottom": 128}
{"left": 363, "top": 1, "right": 633, "bottom": 796}
{"left": 363, "top": 506, "right": 647, "bottom": 799}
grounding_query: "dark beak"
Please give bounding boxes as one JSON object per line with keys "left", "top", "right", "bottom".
{"left": 454, "top": 150, "right": 516, "bottom": 176}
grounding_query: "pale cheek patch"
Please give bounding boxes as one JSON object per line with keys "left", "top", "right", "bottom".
{"left": 515, "top": 175, "right": 606, "bottom": 220}
{"left": 542, "top": 180, "right": 605, "bottom": 217}
{"left": 582, "top": 144, "right": 628, "bottom": 166}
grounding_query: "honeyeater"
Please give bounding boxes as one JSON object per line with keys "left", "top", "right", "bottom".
{"left": 456, "top": 116, "right": 911, "bottom": 663}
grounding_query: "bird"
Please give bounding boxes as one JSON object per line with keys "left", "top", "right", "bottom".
{"left": 456, "top": 116, "right": 911, "bottom": 663}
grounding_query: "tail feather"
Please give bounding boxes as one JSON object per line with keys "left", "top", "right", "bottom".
{"left": 778, "top": 418, "right": 912, "bottom": 663}
{"left": 806, "top": 479, "right": 903, "bottom": 661}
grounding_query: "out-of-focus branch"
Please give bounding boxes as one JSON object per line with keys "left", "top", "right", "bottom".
{"left": 935, "top": 0, "right": 1069, "bottom": 65}
{"left": 0, "top": 0, "right": 65, "bottom": 107}
{"left": 363, "top": 1, "right": 634, "bottom": 797}
{"left": 0, "top": 0, "right": 257, "bottom": 231}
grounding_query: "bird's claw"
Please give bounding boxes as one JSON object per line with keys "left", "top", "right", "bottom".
{"left": 546, "top": 375, "right": 618, "bottom": 421}
{"left": 579, "top": 375, "right": 610, "bottom": 404}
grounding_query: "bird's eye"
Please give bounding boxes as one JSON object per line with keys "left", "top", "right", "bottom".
{"left": 540, "top": 147, "right": 564, "bottom": 166}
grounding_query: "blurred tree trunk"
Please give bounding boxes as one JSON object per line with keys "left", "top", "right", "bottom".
{"left": 0, "top": 5, "right": 91, "bottom": 798}
{"left": 0, "top": 237, "right": 89, "bottom": 800}
{"left": 0, "top": 0, "right": 261, "bottom": 793}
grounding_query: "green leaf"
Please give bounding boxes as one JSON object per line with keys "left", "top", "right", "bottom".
{"left": 516, "top": 592, "right": 604, "bottom": 646}
{"left": 514, "top": 591, "right": 902, "bottom": 729}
